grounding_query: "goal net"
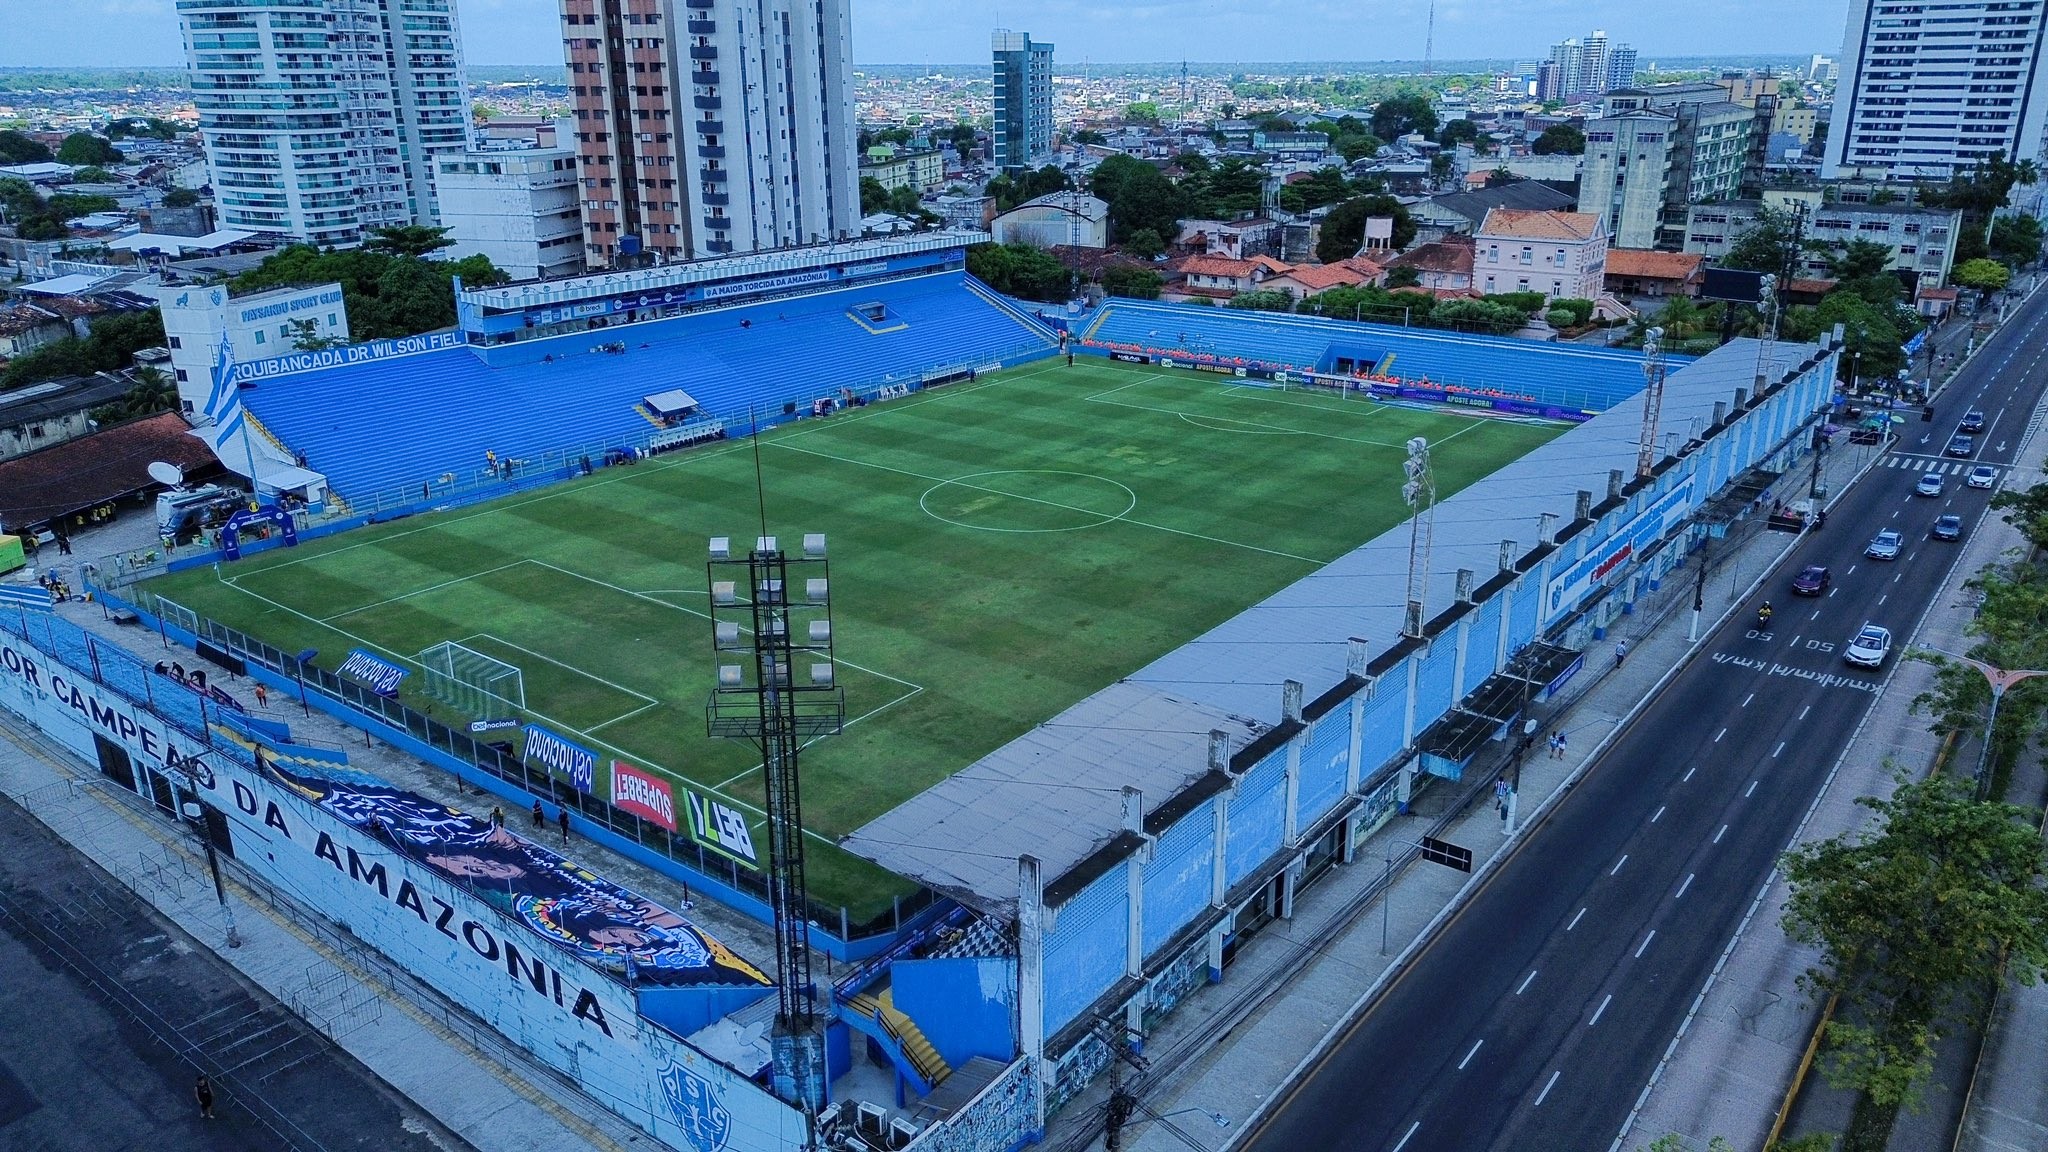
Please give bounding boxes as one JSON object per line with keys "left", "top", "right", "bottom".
{"left": 416, "top": 640, "right": 525, "bottom": 716}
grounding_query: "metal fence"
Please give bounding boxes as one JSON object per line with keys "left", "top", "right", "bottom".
{"left": 104, "top": 586, "right": 938, "bottom": 946}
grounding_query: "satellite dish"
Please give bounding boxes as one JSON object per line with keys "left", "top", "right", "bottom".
{"left": 147, "top": 461, "right": 184, "bottom": 486}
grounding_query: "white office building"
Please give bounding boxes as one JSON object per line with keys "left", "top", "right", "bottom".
{"left": 561, "top": 0, "right": 861, "bottom": 265}
{"left": 436, "top": 148, "right": 585, "bottom": 281}
{"left": 177, "top": 0, "right": 472, "bottom": 247}
{"left": 1826, "top": 0, "right": 2048, "bottom": 181}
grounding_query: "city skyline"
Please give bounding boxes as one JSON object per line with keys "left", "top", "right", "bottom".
{"left": 6, "top": 0, "right": 1845, "bottom": 69}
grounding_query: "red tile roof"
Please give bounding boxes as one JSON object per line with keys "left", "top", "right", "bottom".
{"left": 1477, "top": 208, "right": 1605, "bottom": 241}
{"left": 0, "top": 412, "right": 219, "bottom": 532}
{"left": 1604, "top": 248, "right": 1704, "bottom": 280}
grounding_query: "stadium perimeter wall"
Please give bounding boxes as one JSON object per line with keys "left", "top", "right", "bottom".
{"left": 0, "top": 612, "right": 811, "bottom": 1152}
{"left": 1007, "top": 346, "right": 1840, "bottom": 1110}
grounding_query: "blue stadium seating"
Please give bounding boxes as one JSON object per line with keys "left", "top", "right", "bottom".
{"left": 1078, "top": 299, "right": 1668, "bottom": 412}
{"left": 239, "top": 273, "right": 1058, "bottom": 504}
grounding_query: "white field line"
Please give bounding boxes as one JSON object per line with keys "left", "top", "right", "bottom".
{"left": 462, "top": 630, "right": 659, "bottom": 704}
{"left": 770, "top": 439, "right": 1331, "bottom": 565}
{"left": 1083, "top": 392, "right": 1410, "bottom": 448}
{"left": 317, "top": 558, "right": 532, "bottom": 622}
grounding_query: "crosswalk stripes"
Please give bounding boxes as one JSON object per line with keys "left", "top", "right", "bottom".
{"left": 1878, "top": 456, "right": 2006, "bottom": 476}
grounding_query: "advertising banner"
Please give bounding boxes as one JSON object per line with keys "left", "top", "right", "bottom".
{"left": 613, "top": 760, "right": 678, "bottom": 831}
{"left": 684, "top": 789, "right": 760, "bottom": 870}
{"left": 339, "top": 649, "right": 409, "bottom": 697}
{"left": 522, "top": 724, "right": 596, "bottom": 793}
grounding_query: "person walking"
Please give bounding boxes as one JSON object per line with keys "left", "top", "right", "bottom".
{"left": 254, "top": 683, "right": 268, "bottom": 708}
{"left": 1614, "top": 640, "right": 1629, "bottom": 669}
{"left": 489, "top": 806, "right": 504, "bottom": 829}
{"left": 531, "top": 800, "right": 545, "bottom": 829}
{"left": 194, "top": 1074, "right": 215, "bottom": 1119}
{"left": 558, "top": 808, "right": 571, "bottom": 845}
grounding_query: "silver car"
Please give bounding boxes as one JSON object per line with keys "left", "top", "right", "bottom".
{"left": 1866, "top": 529, "right": 1904, "bottom": 560}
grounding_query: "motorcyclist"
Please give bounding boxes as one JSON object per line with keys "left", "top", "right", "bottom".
{"left": 1758, "top": 601, "right": 1774, "bottom": 627}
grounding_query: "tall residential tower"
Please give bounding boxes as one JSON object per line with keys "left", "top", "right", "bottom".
{"left": 176, "top": 0, "right": 471, "bottom": 247}
{"left": 1826, "top": 0, "right": 2048, "bottom": 181}
{"left": 992, "top": 30, "right": 1054, "bottom": 172}
{"left": 559, "top": 0, "right": 860, "bottom": 267}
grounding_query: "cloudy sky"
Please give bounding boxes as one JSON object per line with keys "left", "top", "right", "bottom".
{"left": 3, "top": 0, "right": 1848, "bottom": 68}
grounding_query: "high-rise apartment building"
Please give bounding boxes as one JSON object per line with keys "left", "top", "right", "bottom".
{"left": 560, "top": 0, "right": 860, "bottom": 267}
{"left": 1579, "top": 85, "right": 1756, "bottom": 249}
{"left": 177, "top": 0, "right": 470, "bottom": 247}
{"left": 992, "top": 30, "right": 1054, "bottom": 172}
{"left": 1826, "top": 0, "right": 2048, "bottom": 181}
{"left": 1544, "top": 28, "right": 1639, "bottom": 101}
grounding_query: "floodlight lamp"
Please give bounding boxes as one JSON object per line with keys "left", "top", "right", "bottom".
{"left": 806, "top": 578, "right": 828, "bottom": 604}
{"left": 810, "top": 663, "right": 835, "bottom": 686}
{"left": 181, "top": 801, "right": 202, "bottom": 820}
{"left": 808, "top": 619, "right": 831, "bottom": 643}
{"left": 803, "top": 532, "right": 827, "bottom": 558}
{"left": 710, "top": 536, "right": 731, "bottom": 560}
{"left": 718, "top": 664, "right": 744, "bottom": 687}
{"left": 1406, "top": 436, "right": 1428, "bottom": 456}
{"left": 712, "top": 580, "right": 737, "bottom": 605}
{"left": 715, "top": 621, "right": 742, "bottom": 648}
{"left": 1402, "top": 479, "right": 1422, "bottom": 506}
{"left": 756, "top": 535, "right": 777, "bottom": 554}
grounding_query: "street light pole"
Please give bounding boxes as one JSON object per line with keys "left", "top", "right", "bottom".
{"left": 1921, "top": 647, "right": 2048, "bottom": 801}
{"left": 180, "top": 794, "right": 241, "bottom": 948}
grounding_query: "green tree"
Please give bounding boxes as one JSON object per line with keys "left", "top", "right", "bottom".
{"left": 1121, "top": 228, "right": 1165, "bottom": 260}
{"left": 105, "top": 117, "right": 182, "bottom": 141}
{"left": 55, "top": 132, "right": 122, "bottom": 166}
{"left": 70, "top": 166, "right": 114, "bottom": 184}
{"left": 1532, "top": 124, "right": 1586, "bottom": 155}
{"left": 1226, "top": 289, "right": 1296, "bottom": 313}
{"left": 1370, "top": 93, "right": 1438, "bottom": 141}
{"left": 1, "top": 309, "right": 166, "bottom": 389}
{"left": 1430, "top": 297, "right": 1529, "bottom": 334}
{"left": 1124, "top": 101, "right": 1162, "bottom": 125}
{"left": 1437, "top": 118, "right": 1479, "bottom": 148}
{"left": 229, "top": 244, "right": 505, "bottom": 341}
{"left": 1721, "top": 206, "right": 1804, "bottom": 278}
{"left": 1990, "top": 214, "right": 2043, "bottom": 266}
{"left": 1782, "top": 774, "right": 2048, "bottom": 1110}
{"left": 1182, "top": 156, "right": 1266, "bottom": 217}
{"left": 1101, "top": 266, "right": 1163, "bottom": 300}
{"left": 1991, "top": 480, "right": 2048, "bottom": 554}
{"left": 860, "top": 175, "right": 891, "bottom": 216}
{"left": 0, "top": 129, "right": 52, "bottom": 164}
{"left": 1071, "top": 128, "right": 1107, "bottom": 146}
{"left": 1384, "top": 264, "right": 1422, "bottom": 289}
{"left": 161, "top": 187, "right": 199, "bottom": 209}
{"left": 1429, "top": 154, "right": 1454, "bottom": 182}
{"left": 948, "top": 122, "right": 978, "bottom": 157}
{"left": 1954, "top": 256, "right": 2012, "bottom": 301}
{"left": 45, "top": 192, "right": 117, "bottom": 219}
{"left": 964, "top": 242, "right": 1071, "bottom": 301}
{"left": 1317, "top": 194, "right": 1414, "bottom": 263}
{"left": 364, "top": 224, "right": 454, "bottom": 259}
{"left": 286, "top": 318, "right": 347, "bottom": 351}
{"left": 1090, "top": 153, "right": 1185, "bottom": 245}
{"left": 1824, "top": 238, "right": 1897, "bottom": 283}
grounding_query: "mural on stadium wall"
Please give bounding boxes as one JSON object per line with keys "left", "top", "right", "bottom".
{"left": 256, "top": 753, "right": 770, "bottom": 988}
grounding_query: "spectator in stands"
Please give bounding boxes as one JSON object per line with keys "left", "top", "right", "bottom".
{"left": 580, "top": 455, "right": 593, "bottom": 476}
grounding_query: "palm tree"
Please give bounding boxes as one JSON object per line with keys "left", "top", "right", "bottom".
{"left": 122, "top": 365, "right": 178, "bottom": 419}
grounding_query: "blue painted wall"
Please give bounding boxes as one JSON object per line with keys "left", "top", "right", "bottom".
{"left": 1357, "top": 679, "right": 1408, "bottom": 781}
{"left": 893, "top": 956, "right": 1017, "bottom": 1068}
{"left": 1460, "top": 598, "right": 1505, "bottom": 698}
{"left": 1041, "top": 863, "right": 1129, "bottom": 1035}
{"left": 1223, "top": 751, "right": 1287, "bottom": 890}
{"left": 1141, "top": 804, "right": 1216, "bottom": 957}
{"left": 1296, "top": 711, "right": 1352, "bottom": 826}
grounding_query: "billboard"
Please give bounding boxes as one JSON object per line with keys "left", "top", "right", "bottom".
{"left": 522, "top": 723, "right": 596, "bottom": 793}
{"left": 613, "top": 759, "right": 678, "bottom": 831}
{"left": 0, "top": 618, "right": 806, "bottom": 1152}
{"left": 684, "top": 788, "right": 760, "bottom": 870}
{"left": 1700, "top": 266, "right": 1766, "bottom": 305}
{"left": 338, "top": 649, "right": 408, "bottom": 697}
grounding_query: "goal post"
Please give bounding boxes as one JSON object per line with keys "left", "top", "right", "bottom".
{"left": 416, "top": 640, "right": 525, "bottom": 717}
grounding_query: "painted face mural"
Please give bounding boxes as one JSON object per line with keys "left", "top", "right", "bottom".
{"left": 260, "top": 753, "right": 768, "bottom": 987}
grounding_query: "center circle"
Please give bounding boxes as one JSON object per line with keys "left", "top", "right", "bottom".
{"left": 918, "top": 470, "right": 1138, "bottom": 534}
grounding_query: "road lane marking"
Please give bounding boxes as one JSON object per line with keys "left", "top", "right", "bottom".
{"left": 1392, "top": 1120, "right": 1420, "bottom": 1152}
{"left": 1568, "top": 907, "right": 1587, "bottom": 931}
{"left": 1589, "top": 994, "right": 1613, "bottom": 1027}
{"left": 1773, "top": 741, "right": 1786, "bottom": 758}
{"left": 1459, "top": 1039, "right": 1484, "bottom": 1070}
{"left": 1652, "top": 805, "right": 1666, "bottom": 823}
{"left": 1879, "top": 593, "right": 1888, "bottom": 607}
{"left": 1789, "top": 634, "right": 1802, "bottom": 647}
{"left": 1743, "top": 693, "right": 1756, "bottom": 707}
{"left": 1746, "top": 780, "right": 1759, "bottom": 798}
{"left": 1611, "top": 854, "right": 1629, "bottom": 876}
{"left": 1636, "top": 930, "right": 1656, "bottom": 958}
{"left": 1683, "top": 766, "right": 1697, "bottom": 782}
{"left": 1536, "top": 1071, "right": 1562, "bottom": 1106}
{"left": 1714, "top": 824, "right": 1729, "bottom": 843}
{"left": 1847, "top": 564, "right": 1857, "bottom": 575}
{"left": 1829, "top": 587, "right": 1838, "bottom": 597}
{"left": 1799, "top": 705, "right": 1811, "bottom": 720}
{"left": 1811, "top": 609, "right": 1821, "bottom": 620}
{"left": 1517, "top": 970, "right": 1538, "bottom": 994}
{"left": 1715, "top": 728, "right": 1727, "bottom": 742}
{"left": 1676, "top": 873, "right": 1694, "bottom": 899}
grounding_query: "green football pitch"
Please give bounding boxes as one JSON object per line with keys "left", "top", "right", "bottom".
{"left": 141, "top": 358, "right": 1565, "bottom": 916}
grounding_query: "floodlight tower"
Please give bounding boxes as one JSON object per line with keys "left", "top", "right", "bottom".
{"left": 1401, "top": 437, "right": 1436, "bottom": 639}
{"left": 706, "top": 532, "right": 845, "bottom": 1118}
{"left": 1637, "top": 325, "right": 1667, "bottom": 481}
{"left": 1753, "top": 273, "right": 1779, "bottom": 395}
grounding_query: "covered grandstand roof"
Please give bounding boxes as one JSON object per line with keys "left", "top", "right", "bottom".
{"left": 845, "top": 335, "right": 1830, "bottom": 915}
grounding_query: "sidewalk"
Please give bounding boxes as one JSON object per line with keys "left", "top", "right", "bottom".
{"left": 1623, "top": 302, "right": 2048, "bottom": 1151}
{"left": 1955, "top": 743, "right": 2048, "bottom": 1152}
{"left": 1048, "top": 428, "right": 1884, "bottom": 1152}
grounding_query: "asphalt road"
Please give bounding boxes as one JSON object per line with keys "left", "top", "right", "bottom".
{"left": 1241, "top": 293, "right": 2048, "bottom": 1152}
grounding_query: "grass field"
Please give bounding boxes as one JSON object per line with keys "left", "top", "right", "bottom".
{"left": 141, "top": 358, "right": 1564, "bottom": 916}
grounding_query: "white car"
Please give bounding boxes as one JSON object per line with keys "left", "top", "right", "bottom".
{"left": 1967, "top": 465, "right": 1998, "bottom": 489}
{"left": 1915, "top": 472, "right": 1945, "bottom": 497}
{"left": 1845, "top": 624, "right": 1892, "bottom": 669}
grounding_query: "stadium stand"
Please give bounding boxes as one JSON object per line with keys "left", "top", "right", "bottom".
{"left": 239, "top": 272, "right": 1058, "bottom": 504}
{"left": 1078, "top": 298, "right": 1663, "bottom": 412}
